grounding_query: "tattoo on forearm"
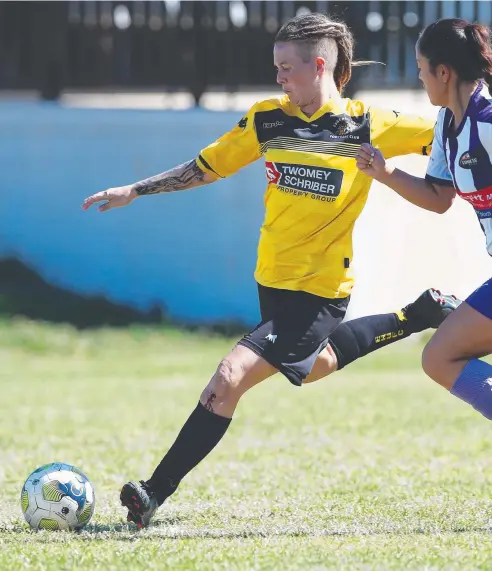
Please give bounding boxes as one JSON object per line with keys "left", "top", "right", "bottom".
{"left": 204, "top": 391, "right": 217, "bottom": 412}
{"left": 133, "top": 159, "right": 206, "bottom": 196}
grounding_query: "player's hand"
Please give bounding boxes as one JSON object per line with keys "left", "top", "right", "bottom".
{"left": 356, "top": 143, "right": 387, "bottom": 179}
{"left": 82, "top": 185, "right": 137, "bottom": 212}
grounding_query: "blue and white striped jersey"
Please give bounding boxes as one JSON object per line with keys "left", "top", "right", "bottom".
{"left": 426, "top": 81, "right": 492, "bottom": 254}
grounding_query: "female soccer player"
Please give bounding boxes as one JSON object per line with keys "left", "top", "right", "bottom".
{"left": 357, "top": 18, "right": 492, "bottom": 420}
{"left": 83, "top": 13, "right": 458, "bottom": 528}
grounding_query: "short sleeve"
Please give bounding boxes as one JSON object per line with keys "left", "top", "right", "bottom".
{"left": 425, "top": 108, "right": 454, "bottom": 187}
{"left": 369, "top": 107, "right": 435, "bottom": 159}
{"left": 197, "top": 104, "right": 262, "bottom": 179}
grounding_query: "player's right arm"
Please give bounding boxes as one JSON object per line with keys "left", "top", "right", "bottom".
{"left": 82, "top": 104, "right": 261, "bottom": 213}
{"left": 357, "top": 108, "right": 456, "bottom": 213}
{"left": 82, "top": 159, "right": 215, "bottom": 212}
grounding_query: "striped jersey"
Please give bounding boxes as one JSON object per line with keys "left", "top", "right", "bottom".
{"left": 197, "top": 95, "right": 434, "bottom": 299}
{"left": 426, "top": 81, "right": 492, "bottom": 255}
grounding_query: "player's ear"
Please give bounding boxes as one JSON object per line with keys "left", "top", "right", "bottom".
{"left": 438, "top": 63, "right": 450, "bottom": 84}
{"left": 315, "top": 56, "right": 326, "bottom": 75}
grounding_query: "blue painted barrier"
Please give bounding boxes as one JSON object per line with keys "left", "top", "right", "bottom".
{"left": 0, "top": 102, "right": 267, "bottom": 325}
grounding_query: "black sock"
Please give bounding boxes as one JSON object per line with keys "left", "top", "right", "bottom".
{"left": 147, "top": 403, "right": 231, "bottom": 505}
{"left": 328, "top": 309, "right": 420, "bottom": 370}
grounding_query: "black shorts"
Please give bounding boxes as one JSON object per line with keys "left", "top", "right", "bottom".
{"left": 238, "top": 284, "right": 350, "bottom": 386}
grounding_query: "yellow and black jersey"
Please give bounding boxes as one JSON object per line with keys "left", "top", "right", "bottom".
{"left": 197, "top": 95, "right": 433, "bottom": 299}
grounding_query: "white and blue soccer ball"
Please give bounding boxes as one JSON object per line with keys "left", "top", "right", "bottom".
{"left": 20, "top": 462, "right": 95, "bottom": 531}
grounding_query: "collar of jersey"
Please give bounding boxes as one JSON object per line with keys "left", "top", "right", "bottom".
{"left": 290, "top": 97, "right": 347, "bottom": 123}
{"left": 452, "top": 80, "right": 484, "bottom": 137}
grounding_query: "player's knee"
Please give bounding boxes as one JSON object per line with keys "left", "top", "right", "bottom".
{"left": 421, "top": 340, "right": 444, "bottom": 385}
{"left": 210, "top": 358, "right": 246, "bottom": 400}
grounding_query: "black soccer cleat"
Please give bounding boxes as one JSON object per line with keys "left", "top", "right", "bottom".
{"left": 401, "top": 288, "right": 461, "bottom": 331}
{"left": 120, "top": 480, "right": 158, "bottom": 530}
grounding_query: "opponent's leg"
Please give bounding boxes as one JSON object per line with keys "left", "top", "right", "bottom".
{"left": 422, "top": 287, "right": 492, "bottom": 421}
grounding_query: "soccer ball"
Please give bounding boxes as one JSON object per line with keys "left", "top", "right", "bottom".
{"left": 20, "top": 462, "right": 95, "bottom": 531}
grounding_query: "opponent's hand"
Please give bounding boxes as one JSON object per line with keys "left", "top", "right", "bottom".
{"left": 356, "top": 143, "right": 388, "bottom": 179}
{"left": 82, "top": 185, "right": 137, "bottom": 212}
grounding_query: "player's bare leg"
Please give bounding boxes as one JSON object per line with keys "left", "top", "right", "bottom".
{"left": 120, "top": 289, "right": 460, "bottom": 528}
{"left": 422, "top": 301, "right": 492, "bottom": 419}
{"left": 120, "top": 345, "right": 277, "bottom": 528}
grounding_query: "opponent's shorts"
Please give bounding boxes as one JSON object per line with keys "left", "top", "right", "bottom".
{"left": 238, "top": 283, "right": 350, "bottom": 386}
{"left": 466, "top": 278, "right": 492, "bottom": 320}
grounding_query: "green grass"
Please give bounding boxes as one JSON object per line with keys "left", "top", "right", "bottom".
{"left": 1, "top": 318, "right": 492, "bottom": 570}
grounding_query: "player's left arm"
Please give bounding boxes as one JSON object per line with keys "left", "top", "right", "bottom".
{"left": 369, "top": 107, "right": 434, "bottom": 159}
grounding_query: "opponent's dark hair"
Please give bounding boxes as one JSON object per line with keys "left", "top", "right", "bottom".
{"left": 418, "top": 18, "right": 492, "bottom": 91}
{"left": 275, "top": 12, "right": 376, "bottom": 93}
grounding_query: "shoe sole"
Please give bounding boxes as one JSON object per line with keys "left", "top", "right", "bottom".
{"left": 120, "top": 482, "right": 146, "bottom": 529}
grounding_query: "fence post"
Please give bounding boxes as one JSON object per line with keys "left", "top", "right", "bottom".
{"left": 35, "top": 2, "right": 69, "bottom": 100}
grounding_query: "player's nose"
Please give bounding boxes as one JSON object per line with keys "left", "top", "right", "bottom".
{"left": 276, "top": 72, "right": 287, "bottom": 85}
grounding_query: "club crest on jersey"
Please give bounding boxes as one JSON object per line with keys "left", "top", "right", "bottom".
{"left": 459, "top": 151, "right": 479, "bottom": 169}
{"left": 332, "top": 116, "right": 361, "bottom": 136}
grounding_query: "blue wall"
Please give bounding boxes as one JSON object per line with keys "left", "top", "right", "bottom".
{"left": 0, "top": 102, "right": 267, "bottom": 325}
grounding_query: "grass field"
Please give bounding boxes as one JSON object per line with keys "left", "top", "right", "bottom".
{"left": 1, "top": 318, "right": 492, "bottom": 570}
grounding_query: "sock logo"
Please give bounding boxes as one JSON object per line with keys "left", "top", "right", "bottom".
{"left": 265, "top": 333, "right": 277, "bottom": 343}
{"left": 375, "top": 330, "right": 404, "bottom": 343}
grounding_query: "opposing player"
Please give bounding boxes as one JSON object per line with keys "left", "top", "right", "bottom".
{"left": 83, "top": 13, "right": 458, "bottom": 528}
{"left": 357, "top": 18, "right": 492, "bottom": 418}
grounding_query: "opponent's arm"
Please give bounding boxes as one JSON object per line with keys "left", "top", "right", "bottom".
{"left": 356, "top": 143, "right": 456, "bottom": 214}
{"left": 82, "top": 158, "right": 215, "bottom": 212}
